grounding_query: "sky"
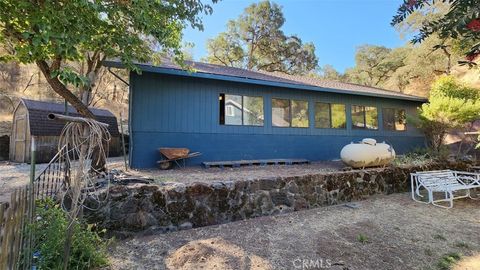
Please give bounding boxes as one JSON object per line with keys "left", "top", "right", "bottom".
{"left": 182, "top": 0, "right": 409, "bottom": 73}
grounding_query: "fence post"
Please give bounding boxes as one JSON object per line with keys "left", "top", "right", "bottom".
{"left": 30, "top": 136, "right": 36, "bottom": 187}
{"left": 26, "top": 136, "right": 37, "bottom": 269}
{"left": 120, "top": 113, "right": 128, "bottom": 171}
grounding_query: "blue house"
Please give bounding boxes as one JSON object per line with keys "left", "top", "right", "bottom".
{"left": 105, "top": 59, "right": 427, "bottom": 168}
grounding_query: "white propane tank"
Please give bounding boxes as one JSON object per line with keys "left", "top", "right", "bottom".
{"left": 340, "top": 138, "right": 396, "bottom": 168}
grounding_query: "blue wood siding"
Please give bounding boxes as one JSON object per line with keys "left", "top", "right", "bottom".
{"left": 129, "top": 72, "right": 425, "bottom": 168}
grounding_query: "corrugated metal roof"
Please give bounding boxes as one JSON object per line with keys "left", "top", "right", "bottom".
{"left": 104, "top": 59, "right": 427, "bottom": 102}
{"left": 21, "top": 99, "right": 119, "bottom": 136}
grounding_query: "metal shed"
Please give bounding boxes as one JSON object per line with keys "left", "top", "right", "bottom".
{"left": 10, "top": 98, "right": 121, "bottom": 163}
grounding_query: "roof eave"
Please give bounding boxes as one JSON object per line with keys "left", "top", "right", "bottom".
{"left": 104, "top": 60, "right": 428, "bottom": 103}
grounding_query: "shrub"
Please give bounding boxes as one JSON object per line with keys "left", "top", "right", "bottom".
{"left": 357, "top": 234, "right": 369, "bottom": 244}
{"left": 31, "top": 199, "right": 109, "bottom": 270}
{"left": 393, "top": 147, "right": 449, "bottom": 166}
{"left": 437, "top": 252, "right": 462, "bottom": 270}
{"left": 412, "top": 76, "right": 480, "bottom": 153}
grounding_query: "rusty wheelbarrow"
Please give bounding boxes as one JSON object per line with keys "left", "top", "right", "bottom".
{"left": 156, "top": 148, "right": 201, "bottom": 170}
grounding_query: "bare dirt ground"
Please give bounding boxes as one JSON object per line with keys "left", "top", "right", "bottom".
{"left": 0, "top": 157, "right": 343, "bottom": 202}
{"left": 0, "top": 161, "right": 48, "bottom": 202}
{"left": 108, "top": 193, "right": 480, "bottom": 270}
{"left": 115, "top": 160, "right": 345, "bottom": 184}
{"left": 0, "top": 157, "right": 125, "bottom": 202}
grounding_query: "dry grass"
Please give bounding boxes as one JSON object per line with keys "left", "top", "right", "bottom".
{"left": 0, "top": 114, "right": 12, "bottom": 121}
{"left": 108, "top": 193, "right": 480, "bottom": 270}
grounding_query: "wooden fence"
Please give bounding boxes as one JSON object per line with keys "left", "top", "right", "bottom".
{"left": 0, "top": 145, "right": 67, "bottom": 270}
{"left": 0, "top": 186, "right": 34, "bottom": 269}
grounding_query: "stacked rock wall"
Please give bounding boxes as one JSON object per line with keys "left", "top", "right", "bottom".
{"left": 87, "top": 162, "right": 469, "bottom": 236}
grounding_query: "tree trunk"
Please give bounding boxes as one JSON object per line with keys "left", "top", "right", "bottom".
{"left": 37, "top": 59, "right": 107, "bottom": 172}
{"left": 36, "top": 60, "right": 95, "bottom": 118}
{"left": 81, "top": 70, "right": 107, "bottom": 172}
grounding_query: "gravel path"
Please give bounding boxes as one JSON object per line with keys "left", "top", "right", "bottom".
{"left": 108, "top": 193, "right": 480, "bottom": 270}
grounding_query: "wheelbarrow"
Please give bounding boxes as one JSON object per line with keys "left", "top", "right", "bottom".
{"left": 156, "top": 148, "right": 201, "bottom": 170}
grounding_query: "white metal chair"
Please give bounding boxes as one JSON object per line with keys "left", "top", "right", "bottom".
{"left": 411, "top": 170, "right": 480, "bottom": 208}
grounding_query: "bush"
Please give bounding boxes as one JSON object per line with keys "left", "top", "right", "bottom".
{"left": 31, "top": 199, "right": 109, "bottom": 270}
{"left": 393, "top": 147, "right": 450, "bottom": 166}
{"left": 412, "top": 76, "right": 480, "bottom": 153}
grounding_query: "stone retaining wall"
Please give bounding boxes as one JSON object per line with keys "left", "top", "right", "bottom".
{"left": 86, "top": 162, "right": 469, "bottom": 236}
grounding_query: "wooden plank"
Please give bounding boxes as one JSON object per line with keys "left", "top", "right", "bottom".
{"left": 0, "top": 204, "right": 4, "bottom": 235}
{"left": 5, "top": 190, "right": 16, "bottom": 269}
{"left": 203, "top": 158, "right": 310, "bottom": 168}
{"left": 0, "top": 181, "right": 39, "bottom": 270}
{"left": 0, "top": 205, "right": 11, "bottom": 269}
{"left": 11, "top": 188, "right": 24, "bottom": 269}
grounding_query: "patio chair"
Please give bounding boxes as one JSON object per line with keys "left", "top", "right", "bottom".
{"left": 410, "top": 170, "right": 480, "bottom": 208}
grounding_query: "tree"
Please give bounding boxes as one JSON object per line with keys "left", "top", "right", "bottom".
{"left": 344, "top": 45, "right": 406, "bottom": 87}
{"left": 393, "top": 1, "right": 450, "bottom": 38}
{"left": 0, "top": 0, "right": 216, "bottom": 118}
{"left": 385, "top": 36, "right": 463, "bottom": 95}
{"left": 204, "top": 0, "right": 318, "bottom": 75}
{"left": 413, "top": 76, "right": 480, "bottom": 152}
{"left": 392, "top": 0, "right": 480, "bottom": 65}
{"left": 316, "top": 64, "right": 345, "bottom": 81}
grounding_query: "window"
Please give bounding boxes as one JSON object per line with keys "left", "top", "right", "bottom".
{"left": 351, "top": 105, "right": 378, "bottom": 130}
{"left": 383, "top": 108, "right": 406, "bottom": 131}
{"left": 272, "top": 98, "right": 309, "bottom": 127}
{"left": 292, "top": 100, "right": 309, "bottom": 127}
{"left": 243, "top": 96, "right": 264, "bottom": 126}
{"left": 219, "top": 94, "right": 264, "bottom": 126}
{"left": 315, "top": 103, "right": 346, "bottom": 129}
{"left": 272, "top": 99, "right": 290, "bottom": 127}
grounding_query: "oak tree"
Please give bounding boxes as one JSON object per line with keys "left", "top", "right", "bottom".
{"left": 204, "top": 0, "right": 318, "bottom": 75}
{"left": 392, "top": 0, "right": 480, "bottom": 65}
{"left": 0, "top": 0, "right": 216, "bottom": 117}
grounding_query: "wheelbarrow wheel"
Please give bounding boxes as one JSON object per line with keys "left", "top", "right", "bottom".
{"left": 159, "top": 161, "right": 173, "bottom": 170}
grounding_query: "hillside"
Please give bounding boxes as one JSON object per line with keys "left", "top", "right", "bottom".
{"left": 0, "top": 63, "right": 129, "bottom": 136}
{"left": 0, "top": 61, "right": 478, "bottom": 139}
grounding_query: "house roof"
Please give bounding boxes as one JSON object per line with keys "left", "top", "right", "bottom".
{"left": 20, "top": 99, "right": 119, "bottom": 136}
{"left": 104, "top": 59, "right": 427, "bottom": 102}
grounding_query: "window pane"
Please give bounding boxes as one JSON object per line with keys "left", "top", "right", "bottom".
{"left": 224, "top": 94, "right": 242, "bottom": 125}
{"left": 351, "top": 105, "right": 365, "bottom": 129}
{"left": 395, "top": 109, "right": 406, "bottom": 131}
{"left": 243, "top": 96, "right": 264, "bottom": 126}
{"left": 331, "top": 104, "right": 346, "bottom": 129}
{"left": 383, "top": 108, "right": 396, "bottom": 131}
{"left": 315, "top": 103, "right": 330, "bottom": 128}
{"left": 292, "top": 100, "right": 309, "bottom": 128}
{"left": 365, "top": 106, "right": 378, "bottom": 129}
{"left": 272, "top": 98, "right": 290, "bottom": 127}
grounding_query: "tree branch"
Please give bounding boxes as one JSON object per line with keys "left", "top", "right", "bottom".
{"left": 36, "top": 60, "right": 95, "bottom": 118}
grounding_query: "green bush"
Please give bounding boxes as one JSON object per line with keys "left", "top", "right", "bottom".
{"left": 437, "top": 252, "right": 462, "bottom": 270}
{"left": 31, "top": 199, "right": 109, "bottom": 270}
{"left": 412, "top": 76, "right": 480, "bottom": 153}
